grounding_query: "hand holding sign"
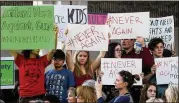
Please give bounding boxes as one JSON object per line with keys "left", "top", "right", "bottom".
{"left": 151, "top": 64, "right": 157, "bottom": 75}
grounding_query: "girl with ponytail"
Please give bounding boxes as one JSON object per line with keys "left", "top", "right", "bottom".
{"left": 96, "top": 70, "right": 140, "bottom": 103}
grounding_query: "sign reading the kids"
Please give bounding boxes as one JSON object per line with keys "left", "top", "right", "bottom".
{"left": 88, "top": 14, "right": 107, "bottom": 24}
{"left": 101, "top": 58, "right": 142, "bottom": 85}
{"left": 65, "top": 24, "right": 109, "bottom": 51}
{"left": 54, "top": 5, "right": 87, "bottom": 44}
{"left": 0, "top": 57, "right": 15, "bottom": 89}
{"left": 145, "top": 16, "right": 174, "bottom": 50}
{"left": 155, "top": 57, "right": 178, "bottom": 85}
{"left": 108, "top": 12, "right": 150, "bottom": 39}
{"left": 1, "top": 6, "right": 55, "bottom": 50}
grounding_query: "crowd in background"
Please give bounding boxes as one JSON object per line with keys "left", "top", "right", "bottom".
{"left": 0, "top": 24, "right": 178, "bottom": 103}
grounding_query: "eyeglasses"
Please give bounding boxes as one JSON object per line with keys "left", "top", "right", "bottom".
{"left": 115, "top": 49, "right": 122, "bottom": 52}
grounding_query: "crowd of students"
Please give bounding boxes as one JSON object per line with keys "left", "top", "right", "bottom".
{"left": 0, "top": 25, "right": 178, "bottom": 103}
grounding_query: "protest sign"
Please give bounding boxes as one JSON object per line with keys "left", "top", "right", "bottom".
{"left": 108, "top": 12, "right": 149, "bottom": 39}
{"left": 101, "top": 58, "right": 142, "bottom": 85}
{"left": 169, "top": 57, "right": 178, "bottom": 85}
{"left": 54, "top": 5, "right": 87, "bottom": 46}
{"left": 0, "top": 57, "right": 15, "bottom": 89}
{"left": 155, "top": 57, "right": 178, "bottom": 85}
{"left": 88, "top": 14, "right": 107, "bottom": 24}
{"left": 65, "top": 24, "right": 109, "bottom": 51}
{"left": 145, "top": 16, "right": 174, "bottom": 50}
{"left": 1, "top": 6, "right": 55, "bottom": 50}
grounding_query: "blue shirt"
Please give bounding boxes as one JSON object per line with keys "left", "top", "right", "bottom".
{"left": 45, "top": 68, "right": 75, "bottom": 103}
{"left": 98, "top": 96, "right": 130, "bottom": 103}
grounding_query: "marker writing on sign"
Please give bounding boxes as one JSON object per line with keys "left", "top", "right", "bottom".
{"left": 0, "top": 64, "right": 11, "bottom": 70}
{"left": 102, "top": 60, "right": 136, "bottom": 70}
{"left": 67, "top": 26, "right": 106, "bottom": 49}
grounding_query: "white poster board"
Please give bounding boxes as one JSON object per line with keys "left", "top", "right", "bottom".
{"left": 108, "top": 12, "right": 150, "bottom": 39}
{"left": 54, "top": 5, "right": 88, "bottom": 48}
{"left": 155, "top": 57, "right": 178, "bottom": 85}
{"left": 145, "top": 16, "right": 174, "bottom": 50}
{"left": 101, "top": 58, "right": 142, "bottom": 85}
{"left": 65, "top": 24, "right": 109, "bottom": 51}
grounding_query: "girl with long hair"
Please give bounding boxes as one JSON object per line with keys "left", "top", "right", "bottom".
{"left": 140, "top": 83, "right": 163, "bottom": 103}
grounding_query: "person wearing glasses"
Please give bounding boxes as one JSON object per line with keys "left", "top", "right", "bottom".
{"left": 45, "top": 50, "right": 75, "bottom": 103}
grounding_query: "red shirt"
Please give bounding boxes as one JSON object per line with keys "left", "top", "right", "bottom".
{"left": 74, "top": 73, "right": 92, "bottom": 87}
{"left": 121, "top": 47, "right": 154, "bottom": 75}
{"left": 15, "top": 54, "right": 50, "bottom": 97}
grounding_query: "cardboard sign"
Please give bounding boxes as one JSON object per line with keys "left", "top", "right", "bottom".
{"left": 1, "top": 6, "right": 55, "bottom": 50}
{"left": 88, "top": 14, "right": 107, "bottom": 24}
{"left": 155, "top": 57, "right": 178, "bottom": 85}
{"left": 108, "top": 12, "right": 150, "bottom": 39}
{"left": 101, "top": 58, "right": 142, "bottom": 85}
{"left": 54, "top": 5, "right": 88, "bottom": 45}
{"left": 0, "top": 57, "right": 15, "bottom": 89}
{"left": 145, "top": 16, "right": 174, "bottom": 50}
{"left": 65, "top": 24, "right": 109, "bottom": 51}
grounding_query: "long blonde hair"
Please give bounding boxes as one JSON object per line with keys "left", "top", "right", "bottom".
{"left": 73, "top": 51, "right": 93, "bottom": 77}
{"left": 76, "top": 86, "right": 97, "bottom": 103}
{"left": 165, "top": 84, "right": 178, "bottom": 102}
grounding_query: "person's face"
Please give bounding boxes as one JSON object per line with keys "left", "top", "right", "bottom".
{"left": 114, "top": 45, "right": 122, "bottom": 58}
{"left": 121, "top": 39, "right": 134, "bottom": 50}
{"left": 147, "top": 85, "right": 157, "bottom": 99}
{"left": 76, "top": 95, "right": 85, "bottom": 103}
{"left": 31, "top": 49, "right": 40, "bottom": 55}
{"left": 153, "top": 43, "right": 164, "bottom": 57}
{"left": 77, "top": 51, "right": 88, "bottom": 65}
{"left": 53, "top": 58, "right": 64, "bottom": 69}
{"left": 67, "top": 90, "right": 77, "bottom": 103}
{"left": 114, "top": 74, "right": 127, "bottom": 89}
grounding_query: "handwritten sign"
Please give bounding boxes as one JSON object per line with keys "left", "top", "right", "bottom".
{"left": 65, "top": 24, "right": 109, "bottom": 51}
{"left": 108, "top": 12, "right": 150, "bottom": 39}
{"left": 54, "top": 5, "right": 87, "bottom": 45}
{"left": 1, "top": 6, "right": 55, "bottom": 50}
{"left": 0, "top": 57, "right": 15, "bottom": 89}
{"left": 145, "top": 16, "right": 174, "bottom": 50}
{"left": 155, "top": 57, "right": 178, "bottom": 85}
{"left": 88, "top": 14, "right": 107, "bottom": 24}
{"left": 101, "top": 58, "right": 142, "bottom": 85}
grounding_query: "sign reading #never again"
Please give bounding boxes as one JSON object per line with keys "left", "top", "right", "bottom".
{"left": 1, "top": 6, "right": 55, "bottom": 50}
{"left": 0, "top": 57, "right": 15, "bottom": 89}
{"left": 108, "top": 12, "right": 150, "bottom": 39}
{"left": 65, "top": 24, "right": 109, "bottom": 51}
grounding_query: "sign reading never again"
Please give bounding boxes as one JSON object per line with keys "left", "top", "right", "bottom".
{"left": 0, "top": 58, "right": 15, "bottom": 89}
{"left": 1, "top": 6, "right": 55, "bottom": 50}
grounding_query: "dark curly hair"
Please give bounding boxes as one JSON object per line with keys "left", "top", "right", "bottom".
{"left": 148, "top": 38, "right": 164, "bottom": 51}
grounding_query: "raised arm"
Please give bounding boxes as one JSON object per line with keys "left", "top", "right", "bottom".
{"left": 9, "top": 50, "right": 18, "bottom": 60}
{"left": 91, "top": 51, "right": 106, "bottom": 71}
{"left": 66, "top": 50, "right": 75, "bottom": 72}
{"left": 47, "top": 24, "right": 58, "bottom": 61}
